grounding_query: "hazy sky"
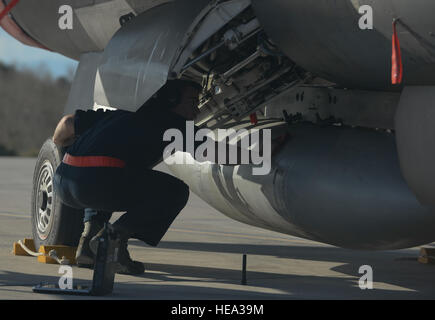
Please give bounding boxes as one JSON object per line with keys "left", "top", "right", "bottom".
{"left": 0, "top": 28, "right": 78, "bottom": 78}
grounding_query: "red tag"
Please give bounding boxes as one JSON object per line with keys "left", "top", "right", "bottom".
{"left": 250, "top": 113, "right": 258, "bottom": 125}
{"left": 392, "top": 20, "right": 403, "bottom": 85}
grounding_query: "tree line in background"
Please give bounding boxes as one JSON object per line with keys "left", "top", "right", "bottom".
{"left": 0, "top": 62, "right": 72, "bottom": 156}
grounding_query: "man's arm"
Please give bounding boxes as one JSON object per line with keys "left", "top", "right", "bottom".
{"left": 74, "top": 109, "right": 117, "bottom": 136}
{"left": 53, "top": 109, "right": 119, "bottom": 147}
{"left": 53, "top": 114, "right": 75, "bottom": 147}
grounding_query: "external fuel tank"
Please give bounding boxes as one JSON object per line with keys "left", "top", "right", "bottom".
{"left": 168, "top": 122, "right": 435, "bottom": 250}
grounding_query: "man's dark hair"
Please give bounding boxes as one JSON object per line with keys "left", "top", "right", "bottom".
{"left": 154, "top": 79, "right": 202, "bottom": 110}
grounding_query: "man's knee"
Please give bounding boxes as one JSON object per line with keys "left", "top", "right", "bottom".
{"left": 54, "top": 172, "right": 83, "bottom": 209}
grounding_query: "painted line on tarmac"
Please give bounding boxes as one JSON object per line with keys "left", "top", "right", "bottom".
{"left": 0, "top": 212, "right": 30, "bottom": 219}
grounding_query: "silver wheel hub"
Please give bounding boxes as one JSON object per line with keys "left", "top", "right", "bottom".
{"left": 35, "top": 161, "right": 55, "bottom": 240}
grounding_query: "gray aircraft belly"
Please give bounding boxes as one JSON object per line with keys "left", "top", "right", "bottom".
{"left": 8, "top": 0, "right": 435, "bottom": 90}
{"left": 252, "top": 0, "right": 435, "bottom": 90}
{"left": 8, "top": 0, "right": 172, "bottom": 60}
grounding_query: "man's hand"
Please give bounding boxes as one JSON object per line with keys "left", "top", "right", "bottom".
{"left": 53, "top": 114, "right": 76, "bottom": 147}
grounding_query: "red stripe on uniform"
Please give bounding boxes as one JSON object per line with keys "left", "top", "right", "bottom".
{"left": 63, "top": 154, "right": 126, "bottom": 168}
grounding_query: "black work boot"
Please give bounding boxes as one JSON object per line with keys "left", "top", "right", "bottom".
{"left": 116, "top": 238, "right": 145, "bottom": 275}
{"left": 89, "top": 225, "right": 145, "bottom": 275}
{"left": 75, "top": 219, "right": 104, "bottom": 268}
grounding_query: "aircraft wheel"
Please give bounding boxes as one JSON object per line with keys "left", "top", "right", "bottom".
{"left": 31, "top": 139, "right": 84, "bottom": 249}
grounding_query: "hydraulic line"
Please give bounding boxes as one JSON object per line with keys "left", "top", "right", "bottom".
{"left": 17, "top": 240, "right": 70, "bottom": 265}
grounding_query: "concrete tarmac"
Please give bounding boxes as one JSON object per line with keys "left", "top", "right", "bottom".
{"left": 0, "top": 157, "right": 434, "bottom": 300}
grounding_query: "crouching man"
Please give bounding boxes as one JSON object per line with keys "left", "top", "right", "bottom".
{"left": 52, "top": 80, "right": 204, "bottom": 275}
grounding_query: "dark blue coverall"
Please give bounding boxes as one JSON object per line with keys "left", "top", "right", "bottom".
{"left": 54, "top": 104, "right": 199, "bottom": 246}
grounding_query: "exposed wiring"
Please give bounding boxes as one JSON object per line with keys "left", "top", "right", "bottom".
{"left": 48, "top": 250, "right": 70, "bottom": 265}
{"left": 17, "top": 240, "right": 42, "bottom": 257}
{"left": 17, "top": 240, "right": 70, "bottom": 265}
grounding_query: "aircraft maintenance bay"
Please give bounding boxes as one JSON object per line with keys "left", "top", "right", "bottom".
{"left": 0, "top": 157, "right": 434, "bottom": 300}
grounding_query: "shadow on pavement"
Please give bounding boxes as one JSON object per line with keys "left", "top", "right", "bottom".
{"left": 127, "top": 240, "right": 435, "bottom": 299}
{"left": 1, "top": 241, "right": 434, "bottom": 299}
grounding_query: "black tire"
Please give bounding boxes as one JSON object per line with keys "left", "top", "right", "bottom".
{"left": 31, "top": 139, "right": 84, "bottom": 249}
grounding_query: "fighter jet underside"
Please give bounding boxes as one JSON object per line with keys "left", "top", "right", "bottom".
{"left": 3, "top": 0, "right": 435, "bottom": 250}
